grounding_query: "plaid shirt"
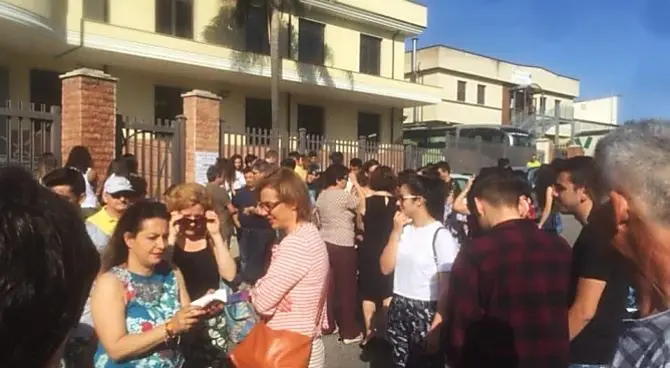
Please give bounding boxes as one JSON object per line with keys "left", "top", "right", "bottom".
{"left": 611, "top": 309, "right": 670, "bottom": 367}
{"left": 444, "top": 219, "right": 572, "bottom": 368}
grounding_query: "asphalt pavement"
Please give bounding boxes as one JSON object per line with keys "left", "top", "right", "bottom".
{"left": 322, "top": 215, "right": 583, "bottom": 368}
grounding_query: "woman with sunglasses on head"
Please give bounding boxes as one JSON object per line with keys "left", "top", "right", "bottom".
{"left": 250, "top": 168, "right": 330, "bottom": 368}
{"left": 91, "top": 201, "right": 207, "bottom": 367}
{"left": 380, "top": 173, "right": 460, "bottom": 368}
{"left": 164, "top": 183, "right": 236, "bottom": 367}
{"left": 315, "top": 164, "right": 363, "bottom": 344}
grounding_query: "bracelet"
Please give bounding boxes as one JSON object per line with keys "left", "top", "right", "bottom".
{"left": 165, "top": 319, "right": 177, "bottom": 340}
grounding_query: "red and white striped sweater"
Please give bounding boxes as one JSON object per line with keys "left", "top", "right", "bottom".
{"left": 250, "top": 222, "right": 330, "bottom": 336}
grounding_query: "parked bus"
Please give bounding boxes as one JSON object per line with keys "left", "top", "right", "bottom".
{"left": 403, "top": 123, "right": 535, "bottom": 149}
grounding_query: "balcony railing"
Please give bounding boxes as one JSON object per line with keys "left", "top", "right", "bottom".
{"left": 511, "top": 105, "right": 575, "bottom": 132}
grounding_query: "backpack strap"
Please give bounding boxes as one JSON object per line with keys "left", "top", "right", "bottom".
{"left": 431, "top": 226, "right": 447, "bottom": 267}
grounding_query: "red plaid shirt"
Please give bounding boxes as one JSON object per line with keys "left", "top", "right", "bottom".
{"left": 444, "top": 219, "right": 571, "bottom": 368}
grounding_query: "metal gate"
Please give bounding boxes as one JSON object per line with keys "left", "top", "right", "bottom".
{"left": 0, "top": 101, "right": 61, "bottom": 170}
{"left": 115, "top": 115, "right": 184, "bottom": 198}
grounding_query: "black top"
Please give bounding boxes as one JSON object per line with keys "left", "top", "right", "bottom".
{"left": 568, "top": 216, "right": 629, "bottom": 364}
{"left": 172, "top": 245, "right": 219, "bottom": 300}
{"left": 358, "top": 195, "right": 396, "bottom": 300}
{"left": 232, "top": 186, "right": 271, "bottom": 229}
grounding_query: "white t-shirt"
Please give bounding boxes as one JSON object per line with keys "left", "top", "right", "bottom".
{"left": 393, "top": 221, "right": 460, "bottom": 301}
{"left": 233, "top": 171, "right": 246, "bottom": 191}
{"left": 345, "top": 178, "right": 353, "bottom": 193}
{"left": 81, "top": 167, "right": 99, "bottom": 209}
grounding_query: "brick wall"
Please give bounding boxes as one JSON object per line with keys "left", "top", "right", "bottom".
{"left": 182, "top": 90, "right": 221, "bottom": 183}
{"left": 60, "top": 69, "right": 117, "bottom": 177}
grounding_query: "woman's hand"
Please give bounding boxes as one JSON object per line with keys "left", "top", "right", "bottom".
{"left": 168, "top": 211, "right": 183, "bottom": 245}
{"left": 349, "top": 171, "right": 359, "bottom": 185}
{"left": 393, "top": 211, "right": 411, "bottom": 232}
{"left": 170, "top": 305, "right": 205, "bottom": 334}
{"left": 205, "top": 210, "right": 221, "bottom": 236}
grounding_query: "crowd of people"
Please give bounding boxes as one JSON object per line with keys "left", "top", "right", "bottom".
{"left": 2, "top": 120, "right": 670, "bottom": 368}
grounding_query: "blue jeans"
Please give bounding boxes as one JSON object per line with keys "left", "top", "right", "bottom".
{"left": 569, "top": 364, "right": 608, "bottom": 368}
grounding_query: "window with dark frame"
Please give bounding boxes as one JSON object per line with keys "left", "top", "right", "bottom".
{"left": 298, "top": 19, "right": 325, "bottom": 65}
{"left": 245, "top": 98, "right": 272, "bottom": 145}
{"left": 477, "top": 84, "right": 486, "bottom": 105}
{"left": 539, "top": 96, "right": 547, "bottom": 115}
{"left": 245, "top": 98, "right": 272, "bottom": 131}
{"left": 154, "top": 85, "right": 185, "bottom": 124}
{"left": 359, "top": 34, "right": 381, "bottom": 75}
{"left": 30, "top": 69, "right": 61, "bottom": 108}
{"left": 156, "top": 0, "right": 193, "bottom": 39}
{"left": 357, "top": 112, "right": 381, "bottom": 143}
{"left": 457, "top": 80, "right": 467, "bottom": 102}
{"left": 297, "top": 104, "right": 325, "bottom": 137}
{"left": 28, "top": 69, "right": 61, "bottom": 140}
{"left": 245, "top": 5, "right": 270, "bottom": 55}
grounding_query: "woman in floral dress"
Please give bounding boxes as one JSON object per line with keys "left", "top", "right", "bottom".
{"left": 91, "top": 201, "right": 207, "bottom": 367}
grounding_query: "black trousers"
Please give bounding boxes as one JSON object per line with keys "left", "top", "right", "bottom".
{"left": 237, "top": 228, "right": 275, "bottom": 284}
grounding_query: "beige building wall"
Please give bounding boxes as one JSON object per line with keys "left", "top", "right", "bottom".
{"left": 1, "top": 51, "right": 395, "bottom": 142}
{"left": 87, "top": 0, "right": 410, "bottom": 82}
{"left": 407, "top": 46, "right": 580, "bottom": 97}
{"left": 405, "top": 45, "right": 580, "bottom": 126}
{"left": 1, "top": 0, "right": 431, "bottom": 145}
{"left": 574, "top": 96, "right": 619, "bottom": 125}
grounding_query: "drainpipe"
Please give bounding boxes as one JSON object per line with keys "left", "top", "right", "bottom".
{"left": 411, "top": 37, "right": 418, "bottom": 123}
{"left": 55, "top": 17, "right": 85, "bottom": 59}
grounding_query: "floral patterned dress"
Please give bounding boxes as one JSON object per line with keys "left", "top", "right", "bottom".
{"left": 94, "top": 265, "right": 184, "bottom": 368}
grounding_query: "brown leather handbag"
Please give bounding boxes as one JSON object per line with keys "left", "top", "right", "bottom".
{"left": 229, "top": 278, "right": 328, "bottom": 368}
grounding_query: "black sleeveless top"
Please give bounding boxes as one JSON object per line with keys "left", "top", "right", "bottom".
{"left": 172, "top": 246, "right": 219, "bottom": 300}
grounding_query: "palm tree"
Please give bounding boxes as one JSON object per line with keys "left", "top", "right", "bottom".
{"left": 233, "top": 0, "right": 302, "bottom": 147}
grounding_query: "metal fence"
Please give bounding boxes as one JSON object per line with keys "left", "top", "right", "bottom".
{"left": 219, "top": 125, "right": 536, "bottom": 173}
{"left": 219, "top": 125, "right": 406, "bottom": 170}
{"left": 0, "top": 101, "right": 61, "bottom": 171}
{"left": 115, "top": 115, "right": 185, "bottom": 198}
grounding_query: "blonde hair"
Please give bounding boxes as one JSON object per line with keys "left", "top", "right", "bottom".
{"left": 165, "top": 183, "right": 212, "bottom": 212}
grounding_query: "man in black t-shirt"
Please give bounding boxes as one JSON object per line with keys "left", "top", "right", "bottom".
{"left": 554, "top": 157, "right": 629, "bottom": 367}
{"left": 232, "top": 167, "right": 275, "bottom": 285}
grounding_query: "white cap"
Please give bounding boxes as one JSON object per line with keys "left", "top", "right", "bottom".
{"left": 103, "top": 174, "right": 134, "bottom": 194}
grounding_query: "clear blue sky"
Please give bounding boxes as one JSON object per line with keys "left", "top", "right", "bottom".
{"left": 410, "top": 0, "right": 670, "bottom": 121}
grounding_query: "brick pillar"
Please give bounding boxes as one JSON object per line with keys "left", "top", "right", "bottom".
{"left": 182, "top": 90, "right": 221, "bottom": 183}
{"left": 60, "top": 68, "right": 117, "bottom": 176}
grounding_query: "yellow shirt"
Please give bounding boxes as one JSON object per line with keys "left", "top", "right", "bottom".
{"left": 526, "top": 160, "right": 541, "bottom": 168}
{"left": 87, "top": 207, "right": 118, "bottom": 236}
{"left": 294, "top": 166, "right": 308, "bottom": 182}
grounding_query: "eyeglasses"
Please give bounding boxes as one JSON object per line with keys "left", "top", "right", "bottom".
{"left": 257, "top": 201, "right": 281, "bottom": 213}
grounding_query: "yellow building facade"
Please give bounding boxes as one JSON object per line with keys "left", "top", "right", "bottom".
{"left": 405, "top": 45, "right": 581, "bottom": 127}
{"left": 0, "top": 0, "right": 441, "bottom": 144}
